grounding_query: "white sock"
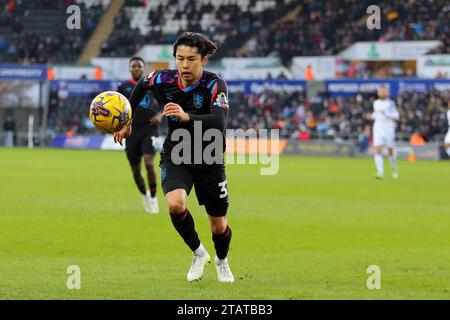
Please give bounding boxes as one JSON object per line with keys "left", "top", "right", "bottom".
{"left": 145, "top": 190, "right": 150, "bottom": 197}
{"left": 374, "top": 154, "right": 384, "bottom": 176}
{"left": 194, "top": 243, "right": 206, "bottom": 256}
{"left": 388, "top": 155, "right": 397, "bottom": 174}
{"left": 215, "top": 256, "right": 227, "bottom": 264}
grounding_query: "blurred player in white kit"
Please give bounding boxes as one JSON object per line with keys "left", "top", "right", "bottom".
{"left": 444, "top": 101, "right": 450, "bottom": 156}
{"left": 371, "top": 86, "right": 400, "bottom": 179}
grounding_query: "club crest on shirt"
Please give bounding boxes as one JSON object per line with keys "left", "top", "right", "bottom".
{"left": 193, "top": 93, "right": 203, "bottom": 108}
{"left": 215, "top": 92, "right": 229, "bottom": 110}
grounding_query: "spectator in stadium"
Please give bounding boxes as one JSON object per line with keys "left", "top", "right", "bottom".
{"left": 3, "top": 116, "right": 16, "bottom": 147}
{"left": 347, "top": 63, "right": 357, "bottom": 78}
{"left": 305, "top": 65, "right": 314, "bottom": 81}
{"left": 409, "top": 131, "right": 426, "bottom": 145}
{"left": 358, "top": 124, "right": 371, "bottom": 153}
{"left": 277, "top": 71, "right": 288, "bottom": 80}
{"left": 7, "top": 0, "right": 16, "bottom": 14}
{"left": 435, "top": 70, "right": 448, "bottom": 79}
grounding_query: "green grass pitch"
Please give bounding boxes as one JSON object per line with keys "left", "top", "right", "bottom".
{"left": 0, "top": 147, "right": 449, "bottom": 299}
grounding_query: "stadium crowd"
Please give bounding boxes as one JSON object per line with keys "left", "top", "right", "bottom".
{"left": 1, "top": 0, "right": 448, "bottom": 66}
{"left": 101, "top": 0, "right": 296, "bottom": 58}
{"left": 0, "top": 0, "right": 105, "bottom": 64}
{"left": 243, "top": 0, "right": 450, "bottom": 63}
{"left": 101, "top": 0, "right": 449, "bottom": 63}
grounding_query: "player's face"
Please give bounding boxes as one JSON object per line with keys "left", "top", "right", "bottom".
{"left": 129, "top": 60, "right": 144, "bottom": 80}
{"left": 175, "top": 45, "right": 207, "bottom": 85}
{"left": 377, "top": 88, "right": 388, "bottom": 99}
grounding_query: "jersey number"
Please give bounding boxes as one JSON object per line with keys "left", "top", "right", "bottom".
{"left": 218, "top": 180, "right": 228, "bottom": 199}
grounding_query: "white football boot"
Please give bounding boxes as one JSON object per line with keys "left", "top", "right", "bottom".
{"left": 215, "top": 256, "right": 234, "bottom": 283}
{"left": 142, "top": 191, "right": 152, "bottom": 213}
{"left": 187, "top": 250, "right": 210, "bottom": 282}
{"left": 375, "top": 172, "right": 384, "bottom": 180}
{"left": 148, "top": 196, "right": 159, "bottom": 214}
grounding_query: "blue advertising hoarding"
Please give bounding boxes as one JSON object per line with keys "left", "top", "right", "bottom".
{"left": 0, "top": 65, "right": 47, "bottom": 81}
{"left": 325, "top": 79, "right": 450, "bottom": 96}
{"left": 48, "top": 79, "right": 449, "bottom": 97}
{"left": 47, "top": 80, "right": 306, "bottom": 96}
{"left": 51, "top": 135, "right": 105, "bottom": 149}
{"left": 227, "top": 80, "right": 306, "bottom": 94}
{"left": 49, "top": 80, "right": 119, "bottom": 97}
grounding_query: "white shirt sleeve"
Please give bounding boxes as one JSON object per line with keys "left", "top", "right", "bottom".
{"left": 385, "top": 100, "right": 399, "bottom": 121}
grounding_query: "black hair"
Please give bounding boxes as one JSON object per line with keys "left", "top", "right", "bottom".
{"left": 173, "top": 32, "right": 218, "bottom": 58}
{"left": 129, "top": 56, "right": 145, "bottom": 65}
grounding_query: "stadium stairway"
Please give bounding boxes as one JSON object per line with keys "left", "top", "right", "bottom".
{"left": 78, "top": 0, "right": 125, "bottom": 65}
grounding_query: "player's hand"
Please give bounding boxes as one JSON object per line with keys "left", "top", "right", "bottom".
{"left": 149, "top": 112, "right": 162, "bottom": 125}
{"left": 162, "top": 102, "right": 190, "bottom": 123}
{"left": 113, "top": 125, "right": 131, "bottom": 146}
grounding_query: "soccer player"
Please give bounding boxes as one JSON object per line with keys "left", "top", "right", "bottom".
{"left": 444, "top": 101, "right": 450, "bottom": 156}
{"left": 371, "top": 86, "right": 400, "bottom": 179}
{"left": 114, "top": 33, "right": 234, "bottom": 283}
{"left": 117, "top": 57, "right": 161, "bottom": 213}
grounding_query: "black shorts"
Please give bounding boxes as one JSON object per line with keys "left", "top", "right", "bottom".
{"left": 160, "top": 158, "right": 229, "bottom": 217}
{"left": 125, "top": 127, "right": 157, "bottom": 165}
